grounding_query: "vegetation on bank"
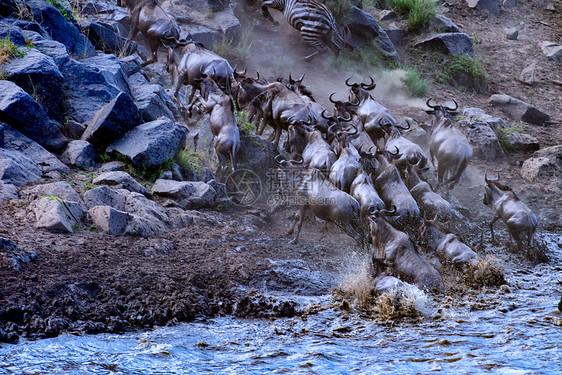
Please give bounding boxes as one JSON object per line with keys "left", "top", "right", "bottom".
{"left": 0, "top": 37, "right": 24, "bottom": 64}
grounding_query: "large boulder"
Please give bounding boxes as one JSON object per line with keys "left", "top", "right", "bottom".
{"left": 1, "top": 48, "right": 65, "bottom": 122}
{"left": 0, "top": 148, "right": 42, "bottom": 186}
{"left": 83, "top": 185, "right": 127, "bottom": 210}
{"left": 92, "top": 171, "right": 150, "bottom": 196}
{"left": 29, "top": 196, "right": 83, "bottom": 233}
{"left": 2, "top": 123, "right": 70, "bottom": 178}
{"left": 535, "top": 145, "right": 562, "bottom": 169}
{"left": 0, "top": 81, "right": 68, "bottom": 153}
{"left": 130, "top": 75, "right": 180, "bottom": 122}
{"left": 488, "top": 94, "right": 550, "bottom": 125}
{"left": 347, "top": 6, "right": 400, "bottom": 63}
{"left": 80, "top": 53, "right": 131, "bottom": 95}
{"left": 520, "top": 157, "right": 558, "bottom": 181}
{"left": 456, "top": 120, "right": 504, "bottom": 160}
{"left": 61, "top": 140, "right": 97, "bottom": 169}
{"left": 25, "top": 0, "right": 96, "bottom": 58}
{"left": 462, "top": 107, "right": 507, "bottom": 131}
{"left": 88, "top": 205, "right": 130, "bottom": 235}
{"left": 504, "top": 132, "right": 540, "bottom": 152}
{"left": 81, "top": 92, "right": 141, "bottom": 150}
{"left": 22, "top": 181, "right": 85, "bottom": 210}
{"left": 466, "top": 0, "right": 501, "bottom": 16}
{"left": 79, "top": 19, "right": 137, "bottom": 56}
{"left": 0, "top": 182, "right": 18, "bottom": 201}
{"left": 415, "top": 33, "right": 474, "bottom": 57}
{"left": 22, "top": 30, "right": 70, "bottom": 68}
{"left": 0, "top": 20, "right": 26, "bottom": 45}
{"left": 106, "top": 118, "right": 187, "bottom": 168}
{"left": 152, "top": 179, "right": 221, "bottom": 208}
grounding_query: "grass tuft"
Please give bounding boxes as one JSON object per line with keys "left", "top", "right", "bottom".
{"left": 0, "top": 37, "right": 24, "bottom": 64}
{"left": 388, "top": 0, "right": 438, "bottom": 31}
{"left": 401, "top": 67, "right": 430, "bottom": 97}
{"left": 212, "top": 28, "right": 253, "bottom": 66}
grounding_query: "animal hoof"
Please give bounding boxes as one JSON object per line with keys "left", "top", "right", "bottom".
{"left": 289, "top": 239, "right": 298, "bottom": 245}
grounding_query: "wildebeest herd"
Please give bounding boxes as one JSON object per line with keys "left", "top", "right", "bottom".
{"left": 122, "top": 0, "right": 540, "bottom": 291}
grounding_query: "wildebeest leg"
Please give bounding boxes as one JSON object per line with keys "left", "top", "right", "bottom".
{"left": 435, "top": 164, "right": 446, "bottom": 189}
{"left": 445, "top": 158, "right": 468, "bottom": 189}
{"left": 489, "top": 214, "right": 500, "bottom": 244}
{"left": 273, "top": 125, "right": 282, "bottom": 150}
{"left": 289, "top": 205, "right": 307, "bottom": 244}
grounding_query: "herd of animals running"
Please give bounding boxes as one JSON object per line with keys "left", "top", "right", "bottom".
{"left": 118, "top": 0, "right": 539, "bottom": 291}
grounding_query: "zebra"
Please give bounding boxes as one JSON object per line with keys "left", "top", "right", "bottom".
{"left": 261, "top": 0, "right": 353, "bottom": 60}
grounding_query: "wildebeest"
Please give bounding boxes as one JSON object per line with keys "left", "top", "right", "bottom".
{"left": 275, "top": 156, "right": 367, "bottom": 247}
{"left": 424, "top": 98, "right": 473, "bottom": 189}
{"left": 483, "top": 173, "right": 538, "bottom": 253}
{"left": 198, "top": 77, "right": 240, "bottom": 176}
{"left": 350, "top": 167, "right": 385, "bottom": 217}
{"left": 285, "top": 124, "right": 337, "bottom": 173}
{"left": 121, "top": 0, "right": 180, "bottom": 66}
{"left": 166, "top": 38, "right": 234, "bottom": 112}
{"left": 329, "top": 124, "right": 360, "bottom": 192}
{"left": 404, "top": 164, "right": 452, "bottom": 224}
{"left": 369, "top": 207, "right": 443, "bottom": 290}
{"left": 382, "top": 119, "right": 427, "bottom": 170}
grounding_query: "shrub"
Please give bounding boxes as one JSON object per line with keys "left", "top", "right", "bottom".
{"left": 45, "top": 0, "right": 74, "bottom": 22}
{"left": 437, "top": 55, "right": 488, "bottom": 92}
{"left": 332, "top": 39, "right": 388, "bottom": 73}
{"left": 401, "top": 67, "right": 430, "bottom": 97}
{"left": 0, "top": 37, "right": 24, "bottom": 64}
{"left": 176, "top": 147, "right": 204, "bottom": 173}
{"left": 496, "top": 123, "right": 526, "bottom": 152}
{"left": 212, "top": 28, "right": 252, "bottom": 65}
{"left": 388, "top": 0, "right": 437, "bottom": 31}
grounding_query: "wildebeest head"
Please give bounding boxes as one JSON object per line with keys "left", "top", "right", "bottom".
{"left": 345, "top": 77, "right": 376, "bottom": 103}
{"left": 425, "top": 97, "right": 459, "bottom": 126}
{"left": 483, "top": 172, "right": 513, "bottom": 205}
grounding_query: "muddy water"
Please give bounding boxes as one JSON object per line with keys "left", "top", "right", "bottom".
{"left": 1, "top": 233, "right": 561, "bottom": 374}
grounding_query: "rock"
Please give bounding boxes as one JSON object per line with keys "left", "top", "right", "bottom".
{"left": 0, "top": 182, "right": 18, "bottom": 201}
{"left": 520, "top": 157, "right": 558, "bottom": 181}
{"left": 8, "top": 19, "right": 46, "bottom": 35}
{"left": 540, "top": 41, "right": 562, "bottom": 61}
{"left": 535, "top": 145, "right": 562, "bottom": 169}
{"left": 81, "top": 92, "right": 141, "bottom": 150}
{"left": 457, "top": 120, "right": 504, "bottom": 160}
{"left": 207, "top": 179, "right": 226, "bottom": 199}
{"left": 83, "top": 185, "right": 127, "bottom": 210}
{"left": 25, "top": 0, "right": 96, "bottom": 57}
{"left": 2, "top": 123, "right": 70, "bottom": 178}
{"left": 178, "top": 182, "right": 218, "bottom": 209}
{"left": 0, "top": 20, "right": 26, "bottom": 45}
{"left": 120, "top": 55, "right": 143, "bottom": 77}
{"left": 29, "top": 196, "right": 83, "bottom": 233}
{"left": 106, "top": 118, "right": 187, "bottom": 168}
{"left": 152, "top": 179, "right": 221, "bottom": 208}
{"left": 0, "top": 148, "right": 42, "bottom": 186}
{"left": 546, "top": 2, "right": 556, "bottom": 11}
{"left": 122, "top": 190, "right": 170, "bottom": 235}
{"left": 462, "top": 107, "right": 507, "bottom": 131}
{"left": 404, "top": 127, "right": 430, "bottom": 150}
{"left": 79, "top": 19, "right": 137, "bottom": 56}
{"left": 415, "top": 33, "right": 474, "bottom": 57}
{"left": 505, "top": 132, "right": 540, "bottom": 152}
{"left": 130, "top": 79, "right": 180, "bottom": 122}
{"left": 98, "top": 161, "right": 125, "bottom": 172}
{"left": 23, "top": 181, "right": 85, "bottom": 209}
{"left": 506, "top": 28, "right": 518, "bottom": 40}
{"left": 518, "top": 62, "right": 537, "bottom": 86}
{"left": 81, "top": 0, "right": 119, "bottom": 15}
{"left": 379, "top": 9, "right": 396, "bottom": 21}
{"left": 66, "top": 119, "right": 87, "bottom": 138}
{"left": 0, "top": 80, "right": 68, "bottom": 153}
{"left": 88, "top": 205, "right": 130, "bottom": 235}
{"left": 81, "top": 53, "right": 131, "bottom": 95}
{"left": 61, "top": 59, "right": 126, "bottom": 125}
{"left": 502, "top": 0, "right": 516, "bottom": 8}
{"left": 383, "top": 23, "right": 406, "bottom": 46}
{"left": 431, "top": 14, "right": 460, "bottom": 33}
{"left": 61, "top": 140, "right": 97, "bottom": 169}
{"left": 93, "top": 171, "right": 150, "bottom": 196}
{"left": 25, "top": 0, "right": 95, "bottom": 58}
{"left": 347, "top": 6, "right": 400, "bottom": 63}
{"left": 238, "top": 135, "right": 277, "bottom": 182}
{"left": 488, "top": 94, "right": 550, "bottom": 125}
{"left": 0, "top": 124, "right": 4, "bottom": 148}
{"left": 151, "top": 179, "right": 196, "bottom": 200}
{"left": 0, "top": 236, "right": 37, "bottom": 270}
{"left": 466, "top": 0, "right": 501, "bottom": 16}
{"left": 21, "top": 30, "right": 69, "bottom": 68}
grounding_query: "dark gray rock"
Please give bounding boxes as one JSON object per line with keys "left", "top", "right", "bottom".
{"left": 92, "top": 171, "right": 150, "bottom": 196}
{"left": 505, "top": 132, "right": 539, "bottom": 152}
{"left": 489, "top": 94, "right": 550, "bottom": 125}
{"left": 83, "top": 185, "right": 127, "bottom": 210}
{"left": 22, "top": 30, "right": 69, "bottom": 68}
{"left": 502, "top": 0, "right": 516, "bottom": 8}
{"left": 466, "top": 0, "right": 501, "bottom": 16}
{"left": 1, "top": 122, "right": 70, "bottom": 178}
{"left": 457, "top": 120, "right": 504, "bottom": 160}
{"left": 0, "top": 20, "right": 26, "bottom": 45}
{"left": 238, "top": 135, "right": 277, "bottom": 182}
{"left": 22, "top": 181, "right": 85, "bottom": 209}
{"left": 431, "top": 14, "right": 460, "bottom": 33}
{"left": 383, "top": 23, "right": 406, "bottom": 46}
{"left": 98, "top": 161, "right": 125, "bottom": 172}
{"left": 79, "top": 19, "right": 137, "bottom": 56}
{"left": 518, "top": 62, "right": 537, "bottom": 86}
{"left": 66, "top": 119, "right": 87, "bottom": 138}
{"left": 81, "top": 92, "right": 141, "bottom": 150}
{"left": 61, "top": 58, "right": 124, "bottom": 125}
{"left": 81, "top": 53, "right": 130, "bottom": 94}
{"left": 120, "top": 54, "right": 143, "bottom": 77}
{"left": 177, "top": 181, "right": 218, "bottom": 209}
{"left": 0, "top": 148, "right": 42, "bottom": 186}
{"left": 29, "top": 197, "right": 83, "bottom": 233}
{"left": 415, "top": 33, "right": 474, "bottom": 57}
{"left": 0, "top": 124, "right": 4, "bottom": 148}
{"left": 347, "top": 6, "right": 400, "bottom": 63}
{"left": 0, "top": 236, "right": 37, "bottom": 271}
{"left": 0, "top": 182, "right": 19, "bottom": 201}
{"left": 131, "top": 81, "right": 180, "bottom": 122}
{"left": 61, "top": 140, "right": 97, "bottom": 169}
{"left": 8, "top": 19, "right": 46, "bottom": 35}
{"left": 106, "top": 118, "right": 187, "bottom": 168}
{"left": 379, "top": 9, "right": 396, "bottom": 21}
{"left": 506, "top": 27, "right": 518, "bottom": 40}
{"left": 0, "top": 0, "right": 20, "bottom": 17}
{"left": 2, "top": 48, "right": 65, "bottom": 122}
{"left": 25, "top": 0, "right": 96, "bottom": 58}
{"left": 81, "top": 0, "right": 119, "bottom": 15}
{"left": 0, "top": 81, "right": 68, "bottom": 153}
{"left": 462, "top": 107, "right": 507, "bottom": 131}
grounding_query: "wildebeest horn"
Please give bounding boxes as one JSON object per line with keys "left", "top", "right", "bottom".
{"left": 389, "top": 146, "right": 400, "bottom": 157}
{"left": 292, "top": 154, "right": 304, "bottom": 164}
{"left": 322, "top": 109, "right": 335, "bottom": 120}
{"left": 347, "top": 96, "right": 360, "bottom": 106}
{"left": 338, "top": 113, "right": 352, "bottom": 122}
{"left": 345, "top": 123, "right": 358, "bottom": 136}
{"left": 426, "top": 97, "right": 440, "bottom": 110}
{"left": 444, "top": 99, "right": 459, "bottom": 112}
{"left": 289, "top": 73, "right": 293, "bottom": 84}
{"left": 485, "top": 172, "right": 490, "bottom": 184}
{"left": 361, "top": 76, "right": 376, "bottom": 91}
{"left": 396, "top": 118, "right": 411, "bottom": 131}
{"left": 274, "top": 154, "right": 286, "bottom": 164}
{"left": 328, "top": 123, "right": 339, "bottom": 134}
{"left": 380, "top": 205, "right": 398, "bottom": 216}
{"left": 329, "top": 92, "right": 340, "bottom": 104}
{"left": 298, "top": 73, "right": 305, "bottom": 83}
{"left": 345, "top": 77, "right": 356, "bottom": 87}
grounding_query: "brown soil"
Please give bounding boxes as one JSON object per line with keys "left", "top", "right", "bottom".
{"left": 1, "top": 0, "right": 561, "bottom": 342}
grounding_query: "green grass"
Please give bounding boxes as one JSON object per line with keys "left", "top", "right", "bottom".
{"left": 497, "top": 123, "right": 526, "bottom": 151}
{"left": 435, "top": 55, "right": 488, "bottom": 92}
{"left": 324, "top": 0, "right": 355, "bottom": 25}
{"left": 388, "top": 0, "right": 438, "bottom": 31}
{"left": 212, "top": 28, "right": 253, "bottom": 66}
{"left": 332, "top": 39, "right": 388, "bottom": 73}
{"left": 176, "top": 147, "right": 204, "bottom": 174}
{"left": 233, "top": 100, "right": 256, "bottom": 135}
{"left": 45, "top": 0, "right": 74, "bottom": 22}
{"left": 0, "top": 37, "right": 24, "bottom": 64}
{"left": 401, "top": 66, "right": 430, "bottom": 97}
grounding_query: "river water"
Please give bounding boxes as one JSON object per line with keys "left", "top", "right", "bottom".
{"left": 1, "top": 233, "right": 561, "bottom": 375}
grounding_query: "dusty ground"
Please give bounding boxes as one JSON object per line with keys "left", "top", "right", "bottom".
{"left": 1, "top": 0, "right": 561, "bottom": 342}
